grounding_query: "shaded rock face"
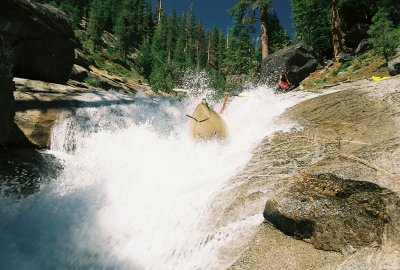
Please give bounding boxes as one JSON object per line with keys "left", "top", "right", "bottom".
{"left": 74, "top": 50, "right": 94, "bottom": 69}
{"left": 0, "top": 0, "right": 78, "bottom": 84}
{"left": 0, "top": 36, "right": 15, "bottom": 145}
{"left": 346, "top": 23, "right": 369, "bottom": 49}
{"left": 69, "top": 64, "right": 90, "bottom": 82}
{"left": 260, "top": 44, "right": 323, "bottom": 88}
{"left": 264, "top": 173, "right": 395, "bottom": 252}
{"left": 388, "top": 56, "right": 400, "bottom": 76}
{"left": 355, "top": 39, "right": 370, "bottom": 55}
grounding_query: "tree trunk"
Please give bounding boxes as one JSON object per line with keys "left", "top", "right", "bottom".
{"left": 157, "top": 0, "right": 163, "bottom": 24}
{"left": 260, "top": 4, "right": 269, "bottom": 62}
{"left": 331, "top": 1, "right": 346, "bottom": 58}
{"left": 207, "top": 34, "right": 211, "bottom": 65}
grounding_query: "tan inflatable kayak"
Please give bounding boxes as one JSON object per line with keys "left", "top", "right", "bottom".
{"left": 187, "top": 99, "right": 228, "bottom": 141}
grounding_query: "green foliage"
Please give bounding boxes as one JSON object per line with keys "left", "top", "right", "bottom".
{"left": 150, "top": 65, "right": 174, "bottom": 92}
{"left": 87, "top": 0, "right": 106, "bottom": 49}
{"left": 337, "top": 0, "right": 400, "bottom": 25}
{"left": 136, "top": 41, "right": 153, "bottom": 79}
{"left": 267, "top": 9, "right": 292, "bottom": 54}
{"left": 332, "top": 60, "right": 352, "bottom": 76}
{"left": 368, "top": 9, "right": 400, "bottom": 63}
{"left": 84, "top": 77, "right": 102, "bottom": 87}
{"left": 33, "top": 0, "right": 294, "bottom": 94}
{"left": 290, "top": 0, "right": 332, "bottom": 58}
{"left": 114, "top": 0, "right": 153, "bottom": 58}
{"left": 224, "top": 2, "right": 258, "bottom": 76}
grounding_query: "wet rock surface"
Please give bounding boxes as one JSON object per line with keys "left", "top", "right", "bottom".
{"left": 0, "top": 147, "right": 61, "bottom": 198}
{"left": 222, "top": 77, "right": 400, "bottom": 269}
{"left": 13, "top": 78, "right": 138, "bottom": 148}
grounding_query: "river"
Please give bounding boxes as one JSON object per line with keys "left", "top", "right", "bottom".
{"left": 0, "top": 84, "right": 314, "bottom": 269}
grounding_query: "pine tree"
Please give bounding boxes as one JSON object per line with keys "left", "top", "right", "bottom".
{"left": 267, "top": 9, "right": 291, "bottom": 54}
{"left": 143, "top": 0, "right": 154, "bottom": 41}
{"left": 185, "top": 4, "right": 197, "bottom": 67}
{"left": 114, "top": 0, "right": 149, "bottom": 58}
{"left": 154, "top": 0, "right": 164, "bottom": 25}
{"left": 150, "top": 13, "right": 174, "bottom": 92}
{"left": 217, "top": 30, "right": 226, "bottom": 74}
{"left": 196, "top": 20, "right": 207, "bottom": 69}
{"left": 136, "top": 40, "right": 153, "bottom": 79}
{"left": 166, "top": 8, "right": 178, "bottom": 64}
{"left": 230, "top": 0, "right": 273, "bottom": 61}
{"left": 87, "top": 0, "right": 106, "bottom": 50}
{"left": 172, "top": 12, "right": 188, "bottom": 72}
{"left": 368, "top": 9, "right": 399, "bottom": 64}
{"left": 224, "top": 2, "right": 256, "bottom": 75}
{"left": 290, "top": 0, "right": 332, "bottom": 57}
{"left": 102, "top": 0, "right": 123, "bottom": 32}
{"left": 257, "top": 0, "right": 273, "bottom": 61}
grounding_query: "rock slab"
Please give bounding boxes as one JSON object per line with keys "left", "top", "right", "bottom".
{"left": 264, "top": 173, "right": 395, "bottom": 252}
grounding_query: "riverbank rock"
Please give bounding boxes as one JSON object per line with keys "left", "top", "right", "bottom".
{"left": 69, "top": 64, "right": 90, "bottom": 82}
{"left": 0, "top": 0, "right": 78, "bottom": 83}
{"left": 264, "top": 172, "right": 395, "bottom": 252}
{"left": 0, "top": 36, "right": 16, "bottom": 145}
{"left": 260, "top": 43, "right": 324, "bottom": 88}
{"left": 355, "top": 39, "right": 370, "bottom": 55}
{"left": 13, "top": 78, "right": 88, "bottom": 148}
{"left": 388, "top": 55, "right": 400, "bottom": 76}
{"left": 13, "top": 78, "right": 139, "bottom": 149}
{"left": 214, "top": 77, "right": 400, "bottom": 269}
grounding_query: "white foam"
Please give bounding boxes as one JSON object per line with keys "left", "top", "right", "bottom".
{"left": 0, "top": 84, "right": 313, "bottom": 269}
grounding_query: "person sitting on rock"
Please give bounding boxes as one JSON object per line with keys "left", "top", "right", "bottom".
{"left": 277, "top": 72, "right": 290, "bottom": 92}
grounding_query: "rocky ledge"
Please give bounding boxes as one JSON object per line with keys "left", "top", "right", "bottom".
{"left": 212, "top": 77, "right": 400, "bottom": 269}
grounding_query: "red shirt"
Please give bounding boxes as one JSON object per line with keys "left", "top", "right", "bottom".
{"left": 279, "top": 80, "right": 289, "bottom": 90}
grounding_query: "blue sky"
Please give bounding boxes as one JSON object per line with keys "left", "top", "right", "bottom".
{"left": 152, "top": 0, "right": 295, "bottom": 37}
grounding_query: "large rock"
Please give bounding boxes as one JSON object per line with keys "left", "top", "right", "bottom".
{"left": 74, "top": 50, "right": 94, "bottom": 69}
{"left": 69, "top": 64, "right": 90, "bottom": 82}
{"left": 13, "top": 78, "right": 80, "bottom": 148}
{"left": 0, "top": 36, "right": 15, "bottom": 145}
{"left": 260, "top": 44, "right": 323, "bottom": 88}
{"left": 355, "top": 39, "right": 370, "bottom": 55}
{"left": 388, "top": 56, "right": 400, "bottom": 76}
{"left": 0, "top": 0, "right": 78, "bottom": 84}
{"left": 263, "top": 173, "right": 396, "bottom": 252}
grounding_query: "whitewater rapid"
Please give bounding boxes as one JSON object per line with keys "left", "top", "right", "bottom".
{"left": 0, "top": 86, "right": 314, "bottom": 269}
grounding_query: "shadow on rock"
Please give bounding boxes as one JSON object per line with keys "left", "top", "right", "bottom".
{"left": 264, "top": 173, "right": 398, "bottom": 253}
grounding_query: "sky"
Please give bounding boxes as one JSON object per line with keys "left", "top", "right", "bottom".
{"left": 152, "top": 0, "right": 295, "bottom": 38}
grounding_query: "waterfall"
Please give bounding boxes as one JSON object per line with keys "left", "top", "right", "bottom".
{"left": 0, "top": 86, "right": 313, "bottom": 270}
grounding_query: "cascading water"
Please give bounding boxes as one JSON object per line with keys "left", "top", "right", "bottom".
{"left": 0, "top": 81, "right": 315, "bottom": 270}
